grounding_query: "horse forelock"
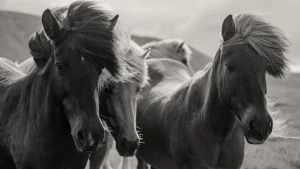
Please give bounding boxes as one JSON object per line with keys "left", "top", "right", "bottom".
{"left": 222, "top": 13, "right": 289, "bottom": 78}
{"left": 51, "top": 1, "right": 131, "bottom": 79}
{"left": 99, "top": 40, "right": 149, "bottom": 88}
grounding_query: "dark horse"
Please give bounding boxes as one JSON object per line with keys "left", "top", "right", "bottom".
{"left": 135, "top": 14, "right": 289, "bottom": 169}
{"left": 0, "top": 1, "right": 127, "bottom": 169}
{"left": 17, "top": 9, "right": 151, "bottom": 169}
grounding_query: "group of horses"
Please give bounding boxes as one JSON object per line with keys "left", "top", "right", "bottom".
{"left": 0, "top": 1, "right": 292, "bottom": 169}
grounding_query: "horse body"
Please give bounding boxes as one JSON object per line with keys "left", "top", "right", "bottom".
{"left": 99, "top": 39, "right": 195, "bottom": 169}
{"left": 136, "top": 59, "right": 244, "bottom": 169}
{"left": 136, "top": 14, "right": 289, "bottom": 169}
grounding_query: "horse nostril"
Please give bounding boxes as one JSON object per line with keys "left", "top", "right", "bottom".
{"left": 249, "top": 121, "right": 257, "bottom": 132}
{"left": 267, "top": 121, "right": 273, "bottom": 135}
{"left": 120, "top": 137, "right": 127, "bottom": 149}
{"left": 77, "top": 130, "right": 85, "bottom": 142}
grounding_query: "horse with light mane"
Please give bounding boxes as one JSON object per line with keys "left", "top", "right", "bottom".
{"left": 95, "top": 38, "right": 195, "bottom": 169}
{"left": 0, "top": 1, "right": 132, "bottom": 168}
{"left": 142, "top": 39, "right": 194, "bottom": 75}
{"left": 135, "top": 14, "right": 290, "bottom": 169}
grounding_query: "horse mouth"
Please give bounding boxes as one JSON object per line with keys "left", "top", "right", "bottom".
{"left": 116, "top": 147, "right": 137, "bottom": 157}
{"left": 73, "top": 137, "right": 99, "bottom": 153}
{"left": 244, "top": 130, "right": 268, "bottom": 144}
{"left": 115, "top": 141, "right": 138, "bottom": 157}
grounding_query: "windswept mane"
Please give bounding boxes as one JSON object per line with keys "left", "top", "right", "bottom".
{"left": 222, "top": 13, "right": 289, "bottom": 78}
{"left": 45, "top": 1, "right": 130, "bottom": 78}
{"left": 0, "top": 57, "right": 25, "bottom": 86}
{"left": 142, "top": 39, "right": 193, "bottom": 61}
{"left": 28, "top": 2, "right": 135, "bottom": 81}
{"left": 99, "top": 40, "right": 149, "bottom": 88}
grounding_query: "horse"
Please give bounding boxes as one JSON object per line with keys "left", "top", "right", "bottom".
{"left": 135, "top": 13, "right": 289, "bottom": 169}
{"left": 89, "top": 40, "right": 150, "bottom": 169}
{"left": 142, "top": 39, "right": 194, "bottom": 75}
{"left": 98, "top": 39, "right": 195, "bottom": 169}
{"left": 0, "top": 1, "right": 129, "bottom": 168}
{"left": 17, "top": 8, "right": 151, "bottom": 169}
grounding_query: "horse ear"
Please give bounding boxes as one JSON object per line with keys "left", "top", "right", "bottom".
{"left": 141, "top": 48, "right": 151, "bottom": 60}
{"left": 109, "top": 14, "right": 119, "bottom": 30}
{"left": 221, "top": 15, "right": 235, "bottom": 42}
{"left": 42, "top": 9, "right": 62, "bottom": 44}
{"left": 177, "top": 41, "right": 185, "bottom": 53}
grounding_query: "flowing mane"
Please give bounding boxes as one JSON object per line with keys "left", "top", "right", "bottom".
{"left": 0, "top": 57, "right": 25, "bottom": 86}
{"left": 41, "top": 2, "right": 131, "bottom": 78}
{"left": 26, "top": 3, "right": 146, "bottom": 84}
{"left": 99, "top": 40, "right": 149, "bottom": 88}
{"left": 222, "top": 13, "right": 289, "bottom": 78}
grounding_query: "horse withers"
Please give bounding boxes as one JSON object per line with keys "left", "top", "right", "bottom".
{"left": 0, "top": 1, "right": 127, "bottom": 169}
{"left": 135, "top": 14, "right": 289, "bottom": 169}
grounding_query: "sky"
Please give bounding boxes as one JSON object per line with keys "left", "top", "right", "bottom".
{"left": 1, "top": 0, "right": 300, "bottom": 72}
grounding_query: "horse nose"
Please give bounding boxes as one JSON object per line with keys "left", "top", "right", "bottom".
{"left": 250, "top": 119, "right": 272, "bottom": 138}
{"left": 120, "top": 137, "right": 140, "bottom": 155}
{"left": 76, "top": 129, "right": 104, "bottom": 152}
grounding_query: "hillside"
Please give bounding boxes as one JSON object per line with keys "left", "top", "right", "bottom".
{"left": 0, "top": 10, "right": 40, "bottom": 62}
{"left": 0, "top": 10, "right": 212, "bottom": 71}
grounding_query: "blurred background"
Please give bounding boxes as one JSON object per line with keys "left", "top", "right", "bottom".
{"left": 0, "top": 0, "right": 299, "bottom": 168}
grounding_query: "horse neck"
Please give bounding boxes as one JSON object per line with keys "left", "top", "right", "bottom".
{"left": 167, "top": 51, "right": 238, "bottom": 140}
{"left": 0, "top": 61, "right": 63, "bottom": 136}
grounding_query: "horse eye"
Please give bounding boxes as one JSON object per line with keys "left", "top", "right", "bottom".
{"left": 182, "top": 59, "right": 187, "bottom": 65}
{"left": 106, "top": 85, "right": 115, "bottom": 93}
{"left": 225, "top": 64, "right": 235, "bottom": 72}
{"left": 63, "top": 94, "right": 69, "bottom": 100}
{"left": 55, "top": 63, "right": 65, "bottom": 75}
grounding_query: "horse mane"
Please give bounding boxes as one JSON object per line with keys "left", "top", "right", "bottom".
{"left": 44, "top": 1, "right": 130, "bottom": 78}
{"left": 0, "top": 57, "right": 25, "bottom": 86}
{"left": 222, "top": 13, "right": 289, "bottom": 78}
{"left": 142, "top": 39, "right": 193, "bottom": 61}
{"left": 28, "top": 2, "right": 137, "bottom": 82}
{"left": 99, "top": 40, "right": 149, "bottom": 88}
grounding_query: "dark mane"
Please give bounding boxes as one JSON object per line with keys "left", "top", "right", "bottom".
{"left": 29, "top": 2, "right": 131, "bottom": 79}
{"left": 222, "top": 13, "right": 289, "bottom": 78}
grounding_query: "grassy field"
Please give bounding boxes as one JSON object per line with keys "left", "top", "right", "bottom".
{"left": 0, "top": 10, "right": 299, "bottom": 169}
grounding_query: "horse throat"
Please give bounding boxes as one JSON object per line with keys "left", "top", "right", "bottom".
{"left": 191, "top": 60, "right": 238, "bottom": 142}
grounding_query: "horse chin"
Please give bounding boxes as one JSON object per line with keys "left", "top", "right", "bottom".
{"left": 72, "top": 137, "right": 99, "bottom": 153}
{"left": 115, "top": 136, "right": 138, "bottom": 157}
{"left": 116, "top": 145, "right": 137, "bottom": 157}
{"left": 244, "top": 131, "right": 267, "bottom": 144}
